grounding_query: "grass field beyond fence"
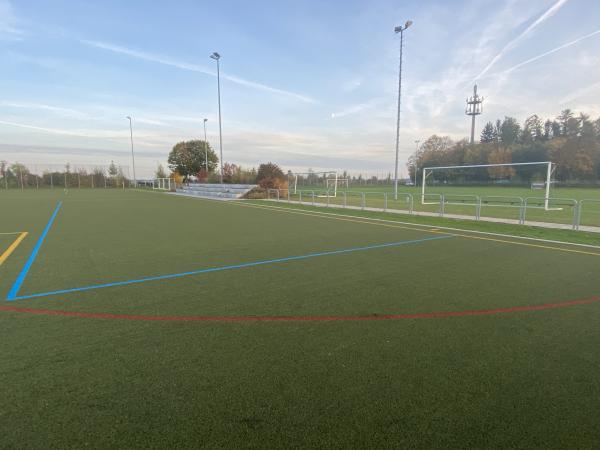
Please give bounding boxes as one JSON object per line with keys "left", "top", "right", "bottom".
{"left": 1, "top": 189, "right": 600, "bottom": 448}
{"left": 284, "top": 185, "right": 600, "bottom": 228}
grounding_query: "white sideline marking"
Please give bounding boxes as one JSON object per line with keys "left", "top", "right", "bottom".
{"left": 149, "top": 190, "right": 600, "bottom": 252}
{"left": 237, "top": 200, "right": 600, "bottom": 251}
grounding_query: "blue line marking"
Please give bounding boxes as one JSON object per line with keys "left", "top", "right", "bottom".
{"left": 8, "top": 234, "right": 452, "bottom": 301}
{"left": 6, "top": 201, "right": 63, "bottom": 300}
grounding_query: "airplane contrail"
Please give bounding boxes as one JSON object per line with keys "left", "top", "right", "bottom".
{"left": 475, "top": 0, "right": 571, "bottom": 80}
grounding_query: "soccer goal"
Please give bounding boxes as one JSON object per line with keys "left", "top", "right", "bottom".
{"left": 421, "top": 161, "right": 557, "bottom": 210}
{"left": 153, "top": 178, "right": 173, "bottom": 191}
{"left": 326, "top": 176, "right": 348, "bottom": 196}
{"left": 290, "top": 171, "right": 346, "bottom": 197}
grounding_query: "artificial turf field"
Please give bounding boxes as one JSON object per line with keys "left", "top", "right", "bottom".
{"left": 1, "top": 189, "right": 600, "bottom": 448}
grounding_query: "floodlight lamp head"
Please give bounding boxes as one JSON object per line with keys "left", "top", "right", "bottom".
{"left": 210, "top": 52, "right": 220, "bottom": 60}
{"left": 126, "top": 116, "right": 131, "bottom": 120}
{"left": 395, "top": 20, "right": 412, "bottom": 33}
{"left": 204, "top": 118, "right": 208, "bottom": 123}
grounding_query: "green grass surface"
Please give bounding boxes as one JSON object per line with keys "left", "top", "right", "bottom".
{"left": 288, "top": 185, "right": 600, "bottom": 227}
{"left": 1, "top": 189, "right": 600, "bottom": 448}
{"left": 252, "top": 198, "right": 600, "bottom": 246}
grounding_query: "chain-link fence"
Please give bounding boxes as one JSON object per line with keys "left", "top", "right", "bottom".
{"left": 0, "top": 162, "right": 132, "bottom": 189}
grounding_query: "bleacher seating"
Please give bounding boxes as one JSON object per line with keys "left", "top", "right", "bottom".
{"left": 175, "top": 183, "right": 257, "bottom": 200}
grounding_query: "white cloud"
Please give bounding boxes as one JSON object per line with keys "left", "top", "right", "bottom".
{"left": 0, "top": 0, "right": 23, "bottom": 40}
{"left": 340, "top": 78, "right": 362, "bottom": 92}
{"left": 0, "top": 101, "right": 89, "bottom": 119}
{"left": 475, "top": 0, "right": 571, "bottom": 80}
{"left": 80, "top": 39, "right": 317, "bottom": 104}
{"left": 559, "top": 80, "right": 600, "bottom": 105}
{"left": 0, "top": 119, "right": 128, "bottom": 138}
{"left": 330, "top": 98, "right": 385, "bottom": 119}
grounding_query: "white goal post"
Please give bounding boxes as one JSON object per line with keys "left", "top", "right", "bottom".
{"left": 421, "top": 161, "right": 556, "bottom": 210}
{"left": 153, "top": 178, "right": 173, "bottom": 191}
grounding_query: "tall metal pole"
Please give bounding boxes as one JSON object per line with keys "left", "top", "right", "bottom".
{"left": 126, "top": 116, "right": 137, "bottom": 187}
{"left": 413, "top": 139, "right": 420, "bottom": 187}
{"left": 203, "top": 118, "right": 208, "bottom": 179}
{"left": 211, "top": 52, "right": 224, "bottom": 184}
{"left": 394, "top": 21, "right": 412, "bottom": 200}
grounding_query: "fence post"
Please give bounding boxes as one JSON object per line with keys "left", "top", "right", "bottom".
{"left": 476, "top": 196, "right": 481, "bottom": 220}
{"left": 311, "top": 191, "right": 315, "bottom": 206}
{"left": 572, "top": 200, "right": 578, "bottom": 231}
{"left": 287, "top": 188, "right": 290, "bottom": 202}
{"left": 361, "top": 192, "right": 365, "bottom": 210}
{"left": 299, "top": 191, "right": 302, "bottom": 204}
{"left": 383, "top": 193, "right": 387, "bottom": 212}
{"left": 576, "top": 201, "right": 582, "bottom": 231}
{"left": 267, "top": 189, "right": 270, "bottom": 200}
{"left": 440, "top": 194, "right": 444, "bottom": 217}
{"left": 343, "top": 191, "right": 347, "bottom": 208}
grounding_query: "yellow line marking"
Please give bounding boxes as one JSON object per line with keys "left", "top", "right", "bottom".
{"left": 0, "top": 232, "right": 23, "bottom": 235}
{"left": 0, "top": 232, "right": 28, "bottom": 266}
{"left": 232, "top": 202, "right": 600, "bottom": 257}
{"left": 446, "top": 232, "right": 600, "bottom": 257}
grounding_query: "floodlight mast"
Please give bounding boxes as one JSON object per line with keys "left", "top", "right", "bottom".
{"left": 210, "top": 52, "right": 224, "bottom": 184}
{"left": 413, "top": 139, "right": 420, "bottom": 187}
{"left": 393, "top": 20, "right": 412, "bottom": 201}
{"left": 203, "top": 118, "right": 208, "bottom": 178}
{"left": 126, "top": 116, "right": 136, "bottom": 187}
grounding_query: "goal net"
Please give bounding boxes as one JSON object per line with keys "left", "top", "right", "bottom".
{"left": 421, "top": 161, "right": 556, "bottom": 210}
{"left": 290, "top": 171, "right": 346, "bottom": 197}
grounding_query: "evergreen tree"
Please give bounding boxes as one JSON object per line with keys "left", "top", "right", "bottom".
{"left": 480, "top": 121, "right": 495, "bottom": 143}
{"left": 500, "top": 117, "right": 521, "bottom": 145}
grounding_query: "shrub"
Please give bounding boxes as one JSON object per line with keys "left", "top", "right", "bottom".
{"left": 256, "top": 163, "right": 288, "bottom": 190}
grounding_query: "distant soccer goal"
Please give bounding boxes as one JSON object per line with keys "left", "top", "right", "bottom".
{"left": 153, "top": 178, "right": 173, "bottom": 191}
{"left": 421, "top": 161, "right": 557, "bottom": 210}
{"left": 290, "top": 171, "right": 346, "bottom": 197}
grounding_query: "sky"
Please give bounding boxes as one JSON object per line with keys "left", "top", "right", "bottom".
{"left": 1, "top": 0, "right": 599, "bottom": 178}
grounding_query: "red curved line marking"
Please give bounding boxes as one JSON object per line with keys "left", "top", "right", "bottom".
{"left": 0, "top": 297, "right": 599, "bottom": 322}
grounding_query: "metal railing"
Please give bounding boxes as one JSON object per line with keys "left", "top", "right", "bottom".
{"left": 523, "top": 197, "right": 578, "bottom": 229}
{"left": 479, "top": 196, "right": 524, "bottom": 223}
{"left": 575, "top": 199, "right": 600, "bottom": 231}
{"left": 261, "top": 189, "right": 598, "bottom": 232}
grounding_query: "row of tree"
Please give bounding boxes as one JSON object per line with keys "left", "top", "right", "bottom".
{"left": 1, "top": 160, "right": 130, "bottom": 188}
{"left": 409, "top": 109, "right": 600, "bottom": 185}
